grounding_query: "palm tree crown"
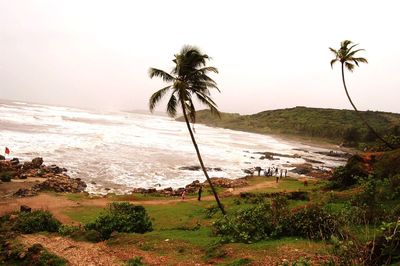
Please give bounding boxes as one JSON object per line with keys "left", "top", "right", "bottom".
{"left": 330, "top": 40, "right": 368, "bottom": 71}
{"left": 330, "top": 40, "right": 394, "bottom": 150}
{"left": 149, "top": 45, "right": 220, "bottom": 121}
{"left": 149, "top": 45, "right": 226, "bottom": 214}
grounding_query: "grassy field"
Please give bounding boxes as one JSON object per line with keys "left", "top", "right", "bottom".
{"left": 59, "top": 177, "right": 335, "bottom": 265}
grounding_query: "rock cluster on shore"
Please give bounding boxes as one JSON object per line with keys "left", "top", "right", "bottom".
{"left": 0, "top": 157, "right": 86, "bottom": 197}
{"left": 131, "top": 177, "right": 248, "bottom": 196}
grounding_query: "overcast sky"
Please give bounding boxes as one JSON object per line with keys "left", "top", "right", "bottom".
{"left": 1, "top": 0, "right": 399, "bottom": 114}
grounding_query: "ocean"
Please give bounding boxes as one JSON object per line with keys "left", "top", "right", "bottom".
{"left": 0, "top": 100, "right": 346, "bottom": 194}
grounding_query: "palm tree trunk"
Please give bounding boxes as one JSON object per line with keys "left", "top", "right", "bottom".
{"left": 180, "top": 102, "right": 226, "bottom": 215}
{"left": 341, "top": 63, "right": 394, "bottom": 149}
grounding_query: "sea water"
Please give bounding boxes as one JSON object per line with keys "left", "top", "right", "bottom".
{"left": 0, "top": 100, "right": 346, "bottom": 194}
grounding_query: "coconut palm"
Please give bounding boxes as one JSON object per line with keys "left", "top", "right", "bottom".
{"left": 330, "top": 40, "right": 394, "bottom": 149}
{"left": 148, "top": 45, "right": 226, "bottom": 215}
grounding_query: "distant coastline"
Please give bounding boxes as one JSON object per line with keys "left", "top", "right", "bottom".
{"left": 177, "top": 107, "right": 400, "bottom": 149}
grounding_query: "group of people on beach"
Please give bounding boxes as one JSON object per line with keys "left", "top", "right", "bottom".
{"left": 264, "top": 167, "right": 288, "bottom": 182}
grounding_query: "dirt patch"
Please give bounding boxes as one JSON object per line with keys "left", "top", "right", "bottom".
{"left": 19, "top": 234, "right": 172, "bottom": 265}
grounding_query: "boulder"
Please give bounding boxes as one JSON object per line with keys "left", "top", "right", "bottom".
{"left": 31, "top": 157, "right": 43, "bottom": 168}
{"left": 20, "top": 205, "right": 32, "bottom": 213}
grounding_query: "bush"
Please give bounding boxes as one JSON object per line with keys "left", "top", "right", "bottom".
{"left": 58, "top": 225, "right": 80, "bottom": 236}
{"left": 213, "top": 201, "right": 286, "bottom": 243}
{"left": 366, "top": 220, "right": 400, "bottom": 265}
{"left": 285, "top": 204, "right": 343, "bottom": 240}
{"left": 85, "top": 202, "right": 152, "bottom": 240}
{"left": 327, "top": 155, "right": 368, "bottom": 189}
{"left": 13, "top": 210, "right": 61, "bottom": 233}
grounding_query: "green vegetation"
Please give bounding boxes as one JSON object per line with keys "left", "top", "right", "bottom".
{"left": 85, "top": 202, "right": 152, "bottom": 240}
{"left": 149, "top": 45, "right": 226, "bottom": 215}
{"left": 177, "top": 107, "right": 400, "bottom": 148}
{"left": 13, "top": 210, "right": 61, "bottom": 234}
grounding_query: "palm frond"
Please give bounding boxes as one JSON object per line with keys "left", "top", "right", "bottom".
{"left": 166, "top": 93, "right": 178, "bottom": 117}
{"left": 345, "top": 62, "right": 355, "bottom": 72}
{"left": 354, "top": 57, "right": 368, "bottom": 64}
{"left": 329, "top": 47, "right": 338, "bottom": 56}
{"left": 148, "top": 68, "right": 175, "bottom": 82}
{"left": 330, "top": 59, "right": 338, "bottom": 68}
{"left": 149, "top": 86, "right": 172, "bottom": 112}
{"left": 195, "top": 92, "right": 220, "bottom": 118}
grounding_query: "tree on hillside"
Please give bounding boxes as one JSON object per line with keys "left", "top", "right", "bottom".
{"left": 330, "top": 40, "right": 394, "bottom": 149}
{"left": 148, "top": 45, "right": 226, "bottom": 215}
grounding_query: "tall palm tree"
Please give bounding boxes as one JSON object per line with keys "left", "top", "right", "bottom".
{"left": 148, "top": 45, "right": 226, "bottom": 215}
{"left": 330, "top": 40, "right": 394, "bottom": 149}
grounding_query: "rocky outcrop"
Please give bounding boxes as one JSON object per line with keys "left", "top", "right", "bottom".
{"left": 129, "top": 177, "right": 248, "bottom": 197}
{"left": 0, "top": 156, "right": 86, "bottom": 197}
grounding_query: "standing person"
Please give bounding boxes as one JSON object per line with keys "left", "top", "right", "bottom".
{"left": 181, "top": 190, "right": 186, "bottom": 200}
{"left": 280, "top": 169, "right": 283, "bottom": 179}
{"left": 197, "top": 186, "right": 203, "bottom": 201}
{"left": 284, "top": 169, "right": 288, "bottom": 177}
{"left": 275, "top": 168, "right": 279, "bottom": 176}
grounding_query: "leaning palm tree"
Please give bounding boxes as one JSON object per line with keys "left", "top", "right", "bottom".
{"left": 330, "top": 40, "right": 394, "bottom": 149}
{"left": 148, "top": 45, "right": 226, "bottom": 215}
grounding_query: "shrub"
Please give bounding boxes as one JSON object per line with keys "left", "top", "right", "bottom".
{"left": 58, "top": 225, "right": 80, "bottom": 236}
{"left": 13, "top": 210, "right": 61, "bottom": 233}
{"left": 285, "top": 204, "right": 343, "bottom": 240}
{"left": 85, "top": 202, "right": 152, "bottom": 240}
{"left": 328, "top": 155, "right": 368, "bottom": 189}
{"left": 213, "top": 202, "right": 283, "bottom": 243}
{"left": 366, "top": 220, "right": 400, "bottom": 266}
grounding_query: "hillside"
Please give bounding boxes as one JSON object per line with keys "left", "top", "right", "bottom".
{"left": 177, "top": 106, "right": 400, "bottom": 147}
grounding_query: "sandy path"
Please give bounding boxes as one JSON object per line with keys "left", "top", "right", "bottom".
{"left": 0, "top": 179, "right": 278, "bottom": 224}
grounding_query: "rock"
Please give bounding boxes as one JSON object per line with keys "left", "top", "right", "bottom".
{"left": 179, "top": 166, "right": 201, "bottom": 171}
{"left": 203, "top": 177, "right": 248, "bottom": 188}
{"left": 14, "top": 188, "right": 38, "bottom": 197}
{"left": 289, "top": 163, "right": 313, "bottom": 175}
{"left": 10, "top": 158, "right": 19, "bottom": 165}
{"left": 315, "top": 151, "right": 351, "bottom": 158}
{"left": 31, "top": 157, "right": 43, "bottom": 168}
{"left": 33, "top": 174, "right": 87, "bottom": 193}
{"left": 48, "top": 165, "right": 63, "bottom": 174}
{"left": 20, "top": 205, "right": 32, "bottom": 213}
{"left": 0, "top": 155, "right": 5, "bottom": 160}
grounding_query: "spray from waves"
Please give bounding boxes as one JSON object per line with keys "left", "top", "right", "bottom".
{"left": 0, "top": 101, "right": 347, "bottom": 194}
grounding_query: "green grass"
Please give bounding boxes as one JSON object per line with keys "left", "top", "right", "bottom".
{"left": 63, "top": 206, "right": 104, "bottom": 224}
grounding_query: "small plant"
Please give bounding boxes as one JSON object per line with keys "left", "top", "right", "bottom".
{"left": 13, "top": 210, "right": 61, "bottom": 233}
{"left": 85, "top": 202, "right": 152, "bottom": 240}
{"left": 281, "top": 257, "right": 311, "bottom": 266}
{"left": 204, "top": 205, "right": 220, "bottom": 218}
{"left": 58, "top": 225, "right": 80, "bottom": 236}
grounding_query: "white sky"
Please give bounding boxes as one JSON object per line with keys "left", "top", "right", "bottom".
{"left": 0, "top": 0, "right": 399, "bottom": 114}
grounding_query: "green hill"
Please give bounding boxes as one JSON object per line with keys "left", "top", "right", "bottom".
{"left": 177, "top": 106, "right": 400, "bottom": 147}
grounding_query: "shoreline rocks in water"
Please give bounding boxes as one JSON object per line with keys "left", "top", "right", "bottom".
{"left": 0, "top": 157, "right": 86, "bottom": 197}
{"left": 178, "top": 166, "right": 223, "bottom": 172}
